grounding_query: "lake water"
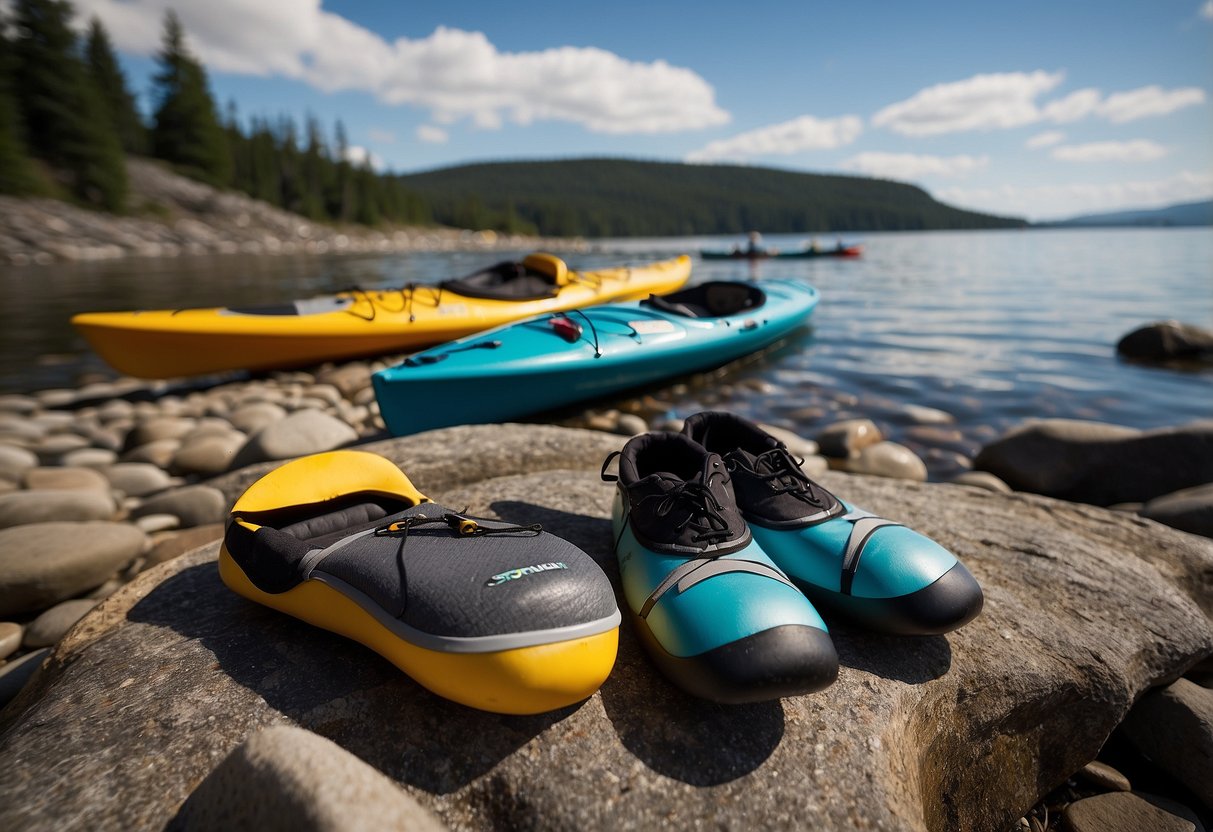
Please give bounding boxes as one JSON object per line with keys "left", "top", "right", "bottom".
{"left": 2, "top": 228, "right": 1210, "bottom": 478}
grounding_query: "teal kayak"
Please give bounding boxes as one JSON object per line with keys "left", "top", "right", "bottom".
{"left": 372, "top": 280, "right": 819, "bottom": 437}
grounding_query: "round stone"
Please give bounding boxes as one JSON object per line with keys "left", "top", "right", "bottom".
{"left": 22, "top": 598, "right": 99, "bottom": 649}
{"left": 134, "top": 513, "right": 180, "bottom": 534}
{"left": 1075, "top": 760, "right": 1131, "bottom": 792}
{"left": 1140, "top": 483, "right": 1213, "bottom": 539}
{"left": 614, "top": 414, "right": 649, "bottom": 436}
{"left": 0, "top": 621, "right": 22, "bottom": 660}
{"left": 902, "top": 404, "right": 955, "bottom": 425}
{"left": 170, "top": 432, "right": 246, "bottom": 477}
{"left": 758, "top": 423, "right": 820, "bottom": 459}
{"left": 229, "top": 410, "right": 357, "bottom": 469}
{"left": 130, "top": 485, "right": 226, "bottom": 528}
{"left": 844, "top": 441, "right": 928, "bottom": 481}
{"left": 143, "top": 523, "right": 226, "bottom": 569}
{"left": 120, "top": 438, "right": 182, "bottom": 469}
{"left": 0, "top": 489, "right": 116, "bottom": 529}
{"left": 0, "top": 521, "right": 147, "bottom": 616}
{"left": 1063, "top": 792, "right": 1195, "bottom": 832}
{"left": 60, "top": 447, "right": 119, "bottom": 468}
{"left": 0, "top": 394, "right": 38, "bottom": 416}
{"left": 1117, "top": 321, "right": 1213, "bottom": 362}
{"left": 949, "top": 471, "right": 1013, "bottom": 493}
{"left": 23, "top": 466, "right": 112, "bottom": 493}
{"left": 100, "top": 463, "right": 174, "bottom": 498}
{"left": 124, "top": 417, "right": 197, "bottom": 451}
{"left": 0, "top": 444, "right": 39, "bottom": 482}
{"left": 32, "top": 434, "right": 90, "bottom": 464}
{"left": 816, "top": 419, "right": 883, "bottom": 458}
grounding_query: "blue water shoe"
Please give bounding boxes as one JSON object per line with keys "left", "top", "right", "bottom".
{"left": 603, "top": 432, "right": 838, "bottom": 703}
{"left": 682, "top": 412, "right": 983, "bottom": 635}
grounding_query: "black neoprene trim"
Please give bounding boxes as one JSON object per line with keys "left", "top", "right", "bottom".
{"left": 793, "top": 561, "right": 984, "bottom": 636}
{"left": 631, "top": 616, "right": 838, "bottom": 704}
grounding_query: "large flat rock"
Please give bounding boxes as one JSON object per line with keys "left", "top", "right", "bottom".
{"left": 1, "top": 425, "right": 1211, "bottom": 832}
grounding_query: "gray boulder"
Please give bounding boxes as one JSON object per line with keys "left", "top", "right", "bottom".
{"left": 229, "top": 410, "right": 356, "bottom": 470}
{"left": 974, "top": 419, "right": 1213, "bottom": 505}
{"left": 172, "top": 726, "right": 447, "bottom": 831}
{"left": 1117, "top": 320, "right": 1213, "bottom": 363}
{"left": 0, "top": 424, "right": 1210, "bottom": 832}
{"left": 0, "top": 521, "right": 146, "bottom": 616}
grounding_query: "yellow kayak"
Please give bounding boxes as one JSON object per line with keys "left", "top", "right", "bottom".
{"left": 72, "top": 253, "right": 691, "bottom": 379}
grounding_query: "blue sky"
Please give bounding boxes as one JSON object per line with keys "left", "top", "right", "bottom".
{"left": 76, "top": 0, "right": 1213, "bottom": 221}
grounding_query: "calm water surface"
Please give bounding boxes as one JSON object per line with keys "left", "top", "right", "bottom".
{"left": 2, "top": 228, "right": 1210, "bottom": 477}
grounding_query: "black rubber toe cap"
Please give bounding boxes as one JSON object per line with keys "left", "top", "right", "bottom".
{"left": 799, "top": 561, "right": 984, "bottom": 636}
{"left": 633, "top": 619, "right": 839, "bottom": 704}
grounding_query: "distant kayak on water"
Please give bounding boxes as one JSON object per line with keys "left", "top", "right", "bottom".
{"left": 700, "top": 242, "right": 862, "bottom": 260}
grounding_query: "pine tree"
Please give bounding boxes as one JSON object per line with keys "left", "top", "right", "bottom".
{"left": 11, "top": 0, "right": 126, "bottom": 209}
{"left": 150, "top": 11, "right": 230, "bottom": 185}
{"left": 85, "top": 18, "right": 144, "bottom": 154}
{"left": 0, "top": 11, "right": 38, "bottom": 194}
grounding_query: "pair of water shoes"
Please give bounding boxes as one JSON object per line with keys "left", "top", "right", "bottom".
{"left": 605, "top": 411, "right": 983, "bottom": 704}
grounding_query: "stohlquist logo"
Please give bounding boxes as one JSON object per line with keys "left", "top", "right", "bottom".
{"left": 485, "top": 562, "right": 568, "bottom": 587}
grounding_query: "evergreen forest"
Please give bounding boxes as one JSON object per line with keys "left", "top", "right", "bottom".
{"left": 0, "top": 0, "right": 1026, "bottom": 236}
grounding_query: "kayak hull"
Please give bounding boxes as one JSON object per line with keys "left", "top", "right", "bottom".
{"left": 372, "top": 280, "right": 818, "bottom": 437}
{"left": 71, "top": 255, "right": 691, "bottom": 379}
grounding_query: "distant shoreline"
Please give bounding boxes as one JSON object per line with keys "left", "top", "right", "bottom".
{"left": 0, "top": 158, "right": 579, "bottom": 268}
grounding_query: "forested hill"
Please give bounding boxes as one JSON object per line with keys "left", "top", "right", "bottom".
{"left": 398, "top": 159, "right": 1026, "bottom": 237}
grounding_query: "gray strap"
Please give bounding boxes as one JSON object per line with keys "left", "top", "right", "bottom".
{"left": 639, "top": 557, "right": 796, "bottom": 618}
{"left": 840, "top": 515, "right": 901, "bottom": 595}
{"left": 640, "top": 558, "right": 711, "bottom": 617}
{"left": 298, "top": 528, "right": 377, "bottom": 579}
{"left": 676, "top": 559, "right": 797, "bottom": 594}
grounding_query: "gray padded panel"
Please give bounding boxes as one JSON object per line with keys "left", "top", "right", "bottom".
{"left": 312, "top": 504, "right": 617, "bottom": 638}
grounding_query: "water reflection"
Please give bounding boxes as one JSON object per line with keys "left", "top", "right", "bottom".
{"left": 1, "top": 229, "right": 1210, "bottom": 479}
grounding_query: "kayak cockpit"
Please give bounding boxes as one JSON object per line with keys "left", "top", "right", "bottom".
{"left": 642, "top": 281, "right": 766, "bottom": 319}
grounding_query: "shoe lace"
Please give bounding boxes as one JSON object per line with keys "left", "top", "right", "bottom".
{"left": 639, "top": 474, "right": 734, "bottom": 545}
{"left": 741, "top": 448, "right": 828, "bottom": 508}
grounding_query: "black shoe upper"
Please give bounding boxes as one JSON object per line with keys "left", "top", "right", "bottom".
{"left": 682, "top": 411, "right": 843, "bottom": 528}
{"left": 609, "top": 432, "right": 750, "bottom": 555}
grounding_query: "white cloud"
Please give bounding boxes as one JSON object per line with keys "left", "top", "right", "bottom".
{"left": 1096, "top": 85, "right": 1206, "bottom": 123}
{"left": 839, "top": 152, "right": 988, "bottom": 181}
{"left": 685, "top": 115, "right": 862, "bottom": 163}
{"left": 1051, "top": 140, "right": 1169, "bottom": 162}
{"left": 1026, "top": 130, "right": 1065, "bottom": 149}
{"left": 344, "top": 145, "right": 383, "bottom": 169}
{"left": 73, "top": 0, "right": 729, "bottom": 135}
{"left": 416, "top": 124, "right": 449, "bottom": 144}
{"left": 936, "top": 171, "right": 1213, "bottom": 221}
{"left": 1202, "top": 0, "right": 1213, "bottom": 20}
{"left": 871, "top": 71, "right": 1064, "bottom": 136}
{"left": 1041, "top": 88, "right": 1101, "bottom": 123}
{"left": 872, "top": 72, "right": 1207, "bottom": 137}
{"left": 368, "top": 128, "right": 395, "bottom": 143}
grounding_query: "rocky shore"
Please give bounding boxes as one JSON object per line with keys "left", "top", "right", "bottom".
{"left": 0, "top": 354, "right": 1210, "bottom": 830}
{"left": 0, "top": 158, "right": 580, "bottom": 265}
